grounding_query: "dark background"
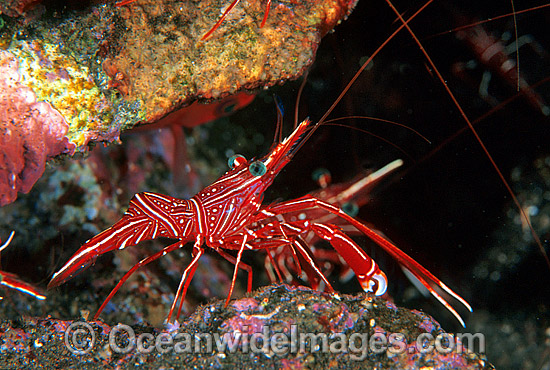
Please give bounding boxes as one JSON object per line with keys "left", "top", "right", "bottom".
{"left": 233, "top": 0, "right": 550, "bottom": 332}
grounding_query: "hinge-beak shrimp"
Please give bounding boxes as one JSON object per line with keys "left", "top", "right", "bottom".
{"left": 47, "top": 1, "right": 550, "bottom": 330}
{"left": 48, "top": 33, "right": 480, "bottom": 326}
{"left": 48, "top": 115, "right": 471, "bottom": 326}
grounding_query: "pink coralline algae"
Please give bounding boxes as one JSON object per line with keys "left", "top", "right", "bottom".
{"left": 0, "top": 326, "right": 31, "bottom": 354}
{"left": 231, "top": 298, "right": 259, "bottom": 312}
{"left": 0, "top": 50, "right": 75, "bottom": 206}
{"left": 412, "top": 309, "right": 438, "bottom": 333}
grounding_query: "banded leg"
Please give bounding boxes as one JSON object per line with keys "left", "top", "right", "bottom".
{"left": 258, "top": 220, "right": 362, "bottom": 290}
{"left": 224, "top": 234, "right": 251, "bottom": 306}
{"left": 265, "top": 249, "right": 284, "bottom": 283}
{"left": 252, "top": 219, "right": 332, "bottom": 290}
{"left": 270, "top": 245, "right": 302, "bottom": 284}
{"left": 255, "top": 220, "right": 303, "bottom": 283}
{"left": 115, "top": 0, "right": 136, "bottom": 6}
{"left": 260, "top": 0, "right": 272, "bottom": 28}
{"left": 246, "top": 235, "right": 335, "bottom": 293}
{"left": 291, "top": 237, "right": 335, "bottom": 292}
{"left": 264, "top": 195, "right": 472, "bottom": 327}
{"left": 0, "top": 271, "right": 46, "bottom": 300}
{"left": 168, "top": 245, "right": 204, "bottom": 323}
{"left": 175, "top": 255, "right": 201, "bottom": 320}
{"left": 269, "top": 220, "right": 386, "bottom": 295}
{"left": 93, "top": 240, "right": 187, "bottom": 320}
{"left": 217, "top": 248, "right": 254, "bottom": 293}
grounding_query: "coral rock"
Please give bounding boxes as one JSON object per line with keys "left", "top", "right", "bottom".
{"left": 3, "top": 0, "right": 358, "bottom": 149}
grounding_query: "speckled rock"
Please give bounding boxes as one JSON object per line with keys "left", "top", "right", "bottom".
{"left": 0, "top": 284, "right": 492, "bottom": 369}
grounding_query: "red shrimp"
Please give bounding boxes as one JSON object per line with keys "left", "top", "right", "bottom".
{"left": 0, "top": 232, "right": 46, "bottom": 301}
{"left": 449, "top": 7, "right": 549, "bottom": 115}
{"left": 48, "top": 113, "right": 471, "bottom": 325}
{"left": 264, "top": 160, "right": 403, "bottom": 287}
{"left": 48, "top": 1, "right": 550, "bottom": 331}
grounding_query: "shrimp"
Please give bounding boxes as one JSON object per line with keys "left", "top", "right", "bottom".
{"left": 0, "top": 232, "right": 46, "bottom": 301}
{"left": 48, "top": 1, "right": 550, "bottom": 331}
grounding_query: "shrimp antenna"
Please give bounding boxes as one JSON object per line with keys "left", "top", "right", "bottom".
{"left": 385, "top": 0, "right": 550, "bottom": 271}
{"left": 273, "top": 95, "right": 285, "bottom": 144}
{"left": 294, "top": 70, "right": 309, "bottom": 129}
{"left": 289, "top": 1, "right": 434, "bottom": 160}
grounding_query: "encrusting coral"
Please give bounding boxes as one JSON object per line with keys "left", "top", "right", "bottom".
{"left": 0, "top": 50, "right": 75, "bottom": 206}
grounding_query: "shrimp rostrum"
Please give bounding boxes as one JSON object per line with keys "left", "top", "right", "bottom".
{"left": 48, "top": 118, "right": 471, "bottom": 326}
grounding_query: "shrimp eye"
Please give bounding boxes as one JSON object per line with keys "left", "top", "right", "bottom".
{"left": 222, "top": 102, "right": 237, "bottom": 114}
{"left": 341, "top": 202, "right": 359, "bottom": 217}
{"left": 311, "top": 168, "right": 331, "bottom": 188}
{"left": 216, "top": 99, "right": 238, "bottom": 117}
{"left": 228, "top": 154, "right": 247, "bottom": 169}
{"left": 248, "top": 161, "right": 267, "bottom": 176}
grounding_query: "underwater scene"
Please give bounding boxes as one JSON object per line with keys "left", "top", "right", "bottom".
{"left": 1, "top": 0, "right": 549, "bottom": 368}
